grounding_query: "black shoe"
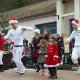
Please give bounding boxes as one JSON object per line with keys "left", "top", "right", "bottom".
{"left": 36, "top": 69, "right": 40, "bottom": 72}
{"left": 0, "top": 65, "right": 4, "bottom": 72}
{"left": 19, "top": 70, "right": 27, "bottom": 75}
{"left": 19, "top": 73, "right": 26, "bottom": 75}
{"left": 36, "top": 70, "right": 39, "bottom": 72}
{"left": 50, "top": 76, "right": 57, "bottom": 79}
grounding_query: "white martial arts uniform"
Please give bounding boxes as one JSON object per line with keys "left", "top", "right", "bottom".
{"left": 4, "top": 26, "right": 33, "bottom": 73}
{"left": 67, "top": 28, "right": 80, "bottom": 64}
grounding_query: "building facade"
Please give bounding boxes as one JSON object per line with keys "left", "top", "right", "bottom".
{"left": 56, "top": 0, "right": 80, "bottom": 35}
{"left": 0, "top": 0, "right": 80, "bottom": 42}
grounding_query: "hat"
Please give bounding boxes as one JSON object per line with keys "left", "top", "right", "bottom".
{"left": 34, "top": 29, "right": 40, "bottom": 34}
{"left": 9, "top": 18, "right": 18, "bottom": 24}
{"left": 72, "top": 19, "right": 79, "bottom": 26}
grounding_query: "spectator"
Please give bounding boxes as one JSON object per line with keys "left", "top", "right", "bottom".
{"left": 32, "top": 29, "right": 43, "bottom": 72}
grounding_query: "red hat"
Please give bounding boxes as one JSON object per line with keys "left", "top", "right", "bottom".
{"left": 72, "top": 19, "right": 79, "bottom": 26}
{"left": 9, "top": 18, "right": 18, "bottom": 24}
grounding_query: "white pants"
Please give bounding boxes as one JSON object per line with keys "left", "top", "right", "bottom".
{"left": 0, "top": 51, "right": 4, "bottom": 65}
{"left": 12, "top": 47, "right": 26, "bottom": 73}
{"left": 71, "top": 47, "right": 80, "bottom": 64}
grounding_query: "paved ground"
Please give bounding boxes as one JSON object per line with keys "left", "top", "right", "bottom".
{"left": 0, "top": 69, "right": 80, "bottom": 80}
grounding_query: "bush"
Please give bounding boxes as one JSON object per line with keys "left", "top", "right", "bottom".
{"left": 57, "top": 64, "right": 72, "bottom": 70}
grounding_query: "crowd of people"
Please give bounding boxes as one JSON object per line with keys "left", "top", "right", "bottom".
{"left": 21, "top": 28, "right": 63, "bottom": 79}
{"left": 0, "top": 18, "right": 80, "bottom": 79}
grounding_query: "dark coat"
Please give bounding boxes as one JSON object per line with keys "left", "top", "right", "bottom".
{"left": 32, "top": 36, "right": 43, "bottom": 50}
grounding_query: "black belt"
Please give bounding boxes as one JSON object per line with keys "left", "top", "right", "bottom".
{"left": 14, "top": 45, "right": 23, "bottom": 47}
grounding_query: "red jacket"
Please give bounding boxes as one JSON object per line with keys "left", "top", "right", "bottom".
{"left": 0, "top": 38, "right": 7, "bottom": 51}
{"left": 45, "top": 42, "right": 62, "bottom": 67}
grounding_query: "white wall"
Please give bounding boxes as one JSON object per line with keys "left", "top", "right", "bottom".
{"left": 6, "top": 0, "right": 75, "bottom": 43}
{"left": 64, "top": 0, "right": 74, "bottom": 14}
{"left": 60, "top": 0, "right": 74, "bottom": 35}
{"left": 63, "top": 15, "right": 74, "bottom": 34}
{"left": 18, "top": 16, "right": 57, "bottom": 43}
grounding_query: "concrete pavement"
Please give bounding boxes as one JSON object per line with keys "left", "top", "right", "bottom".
{"left": 0, "top": 69, "right": 80, "bottom": 80}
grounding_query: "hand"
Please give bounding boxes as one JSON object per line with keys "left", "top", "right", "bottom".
{"left": 22, "top": 28, "right": 26, "bottom": 31}
{"left": 54, "top": 56, "right": 58, "bottom": 59}
{"left": 37, "top": 43, "right": 41, "bottom": 47}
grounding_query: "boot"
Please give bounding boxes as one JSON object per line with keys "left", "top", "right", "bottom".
{"left": 50, "top": 76, "right": 57, "bottom": 79}
{"left": 38, "top": 69, "right": 43, "bottom": 75}
{"left": 36, "top": 64, "right": 40, "bottom": 72}
{"left": 43, "top": 69, "right": 48, "bottom": 76}
{"left": 54, "top": 67, "right": 57, "bottom": 78}
{"left": 0, "top": 65, "right": 4, "bottom": 72}
{"left": 50, "top": 67, "right": 57, "bottom": 79}
{"left": 48, "top": 67, "right": 53, "bottom": 78}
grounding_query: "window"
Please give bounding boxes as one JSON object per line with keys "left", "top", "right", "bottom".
{"left": 36, "top": 22, "right": 57, "bottom": 34}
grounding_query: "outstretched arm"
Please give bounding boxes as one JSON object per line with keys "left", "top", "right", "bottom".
{"left": 22, "top": 26, "right": 33, "bottom": 31}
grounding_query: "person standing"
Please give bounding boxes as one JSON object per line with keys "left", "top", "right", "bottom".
{"left": 45, "top": 35, "right": 62, "bottom": 79}
{"left": 67, "top": 19, "right": 80, "bottom": 74}
{"left": 32, "top": 29, "right": 43, "bottom": 72}
{"left": 43, "top": 28, "right": 50, "bottom": 41}
{"left": 37, "top": 39, "right": 47, "bottom": 75}
{"left": 0, "top": 32, "right": 7, "bottom": 72}
{"left": 68, "top": 38, "right": 75, "bottom": 64}
{"left": 42, "top": 28, "right": 50, "bottom": 75}
{"left": 4, "top": 18, "right": 33, "bottom": 75}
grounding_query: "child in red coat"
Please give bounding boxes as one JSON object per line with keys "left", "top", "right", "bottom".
{"left": 45, "top": 35, "right": 62, "bottom": 79}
